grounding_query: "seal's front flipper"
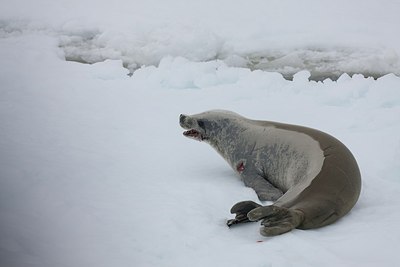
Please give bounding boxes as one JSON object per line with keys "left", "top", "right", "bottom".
{"left": 247, "top": 205, "right": 304, "bottom": 236}
{"left": 247, "top": 177, "right": 283, "bottom": 201}
{"left": 227, "top": 201, "right": 262, "bottom": 227}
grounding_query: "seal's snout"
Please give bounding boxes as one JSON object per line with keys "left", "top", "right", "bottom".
{"left": 180, "top": 114, "right": 190, "bottom": 129}
{"left": 179, "top": 114, "right": 187, "bottom": 127}
{"left": 180, "top": 114, "right": 193, "bottom": 129}
{"left": 180, "top": 113, "right": 205, "bottom": 141}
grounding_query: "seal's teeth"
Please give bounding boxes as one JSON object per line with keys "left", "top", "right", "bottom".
{"left": 183, "top": 129, "right": 201, "bottom": 139}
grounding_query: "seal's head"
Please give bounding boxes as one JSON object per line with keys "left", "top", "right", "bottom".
{"left": 179, "top": 110, "right": 245, "bottom": 143}
{"left": 180, "top": 110, "right": 249, "bottom": 171}
{"left": 179, "top": 113, "right": 209, "bottom": 142}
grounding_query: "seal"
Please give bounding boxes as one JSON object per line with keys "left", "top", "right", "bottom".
{"left": 179, "top": 110, "right": 361, "bottom": 236}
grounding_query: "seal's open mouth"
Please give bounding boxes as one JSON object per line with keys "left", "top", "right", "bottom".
{"left": 183, "top": 129, "right": 205, "bottom": 141}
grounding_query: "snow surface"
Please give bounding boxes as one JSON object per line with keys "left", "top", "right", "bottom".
{"left": 1, "top": 1, "right": 400, "bottom": 267}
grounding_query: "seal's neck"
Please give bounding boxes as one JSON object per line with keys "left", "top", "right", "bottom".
{"left": 207, "top": 121, "right": 248, "bottom": 166}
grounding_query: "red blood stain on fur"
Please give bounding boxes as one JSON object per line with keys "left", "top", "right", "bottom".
{"left": 236, "top": 162, "right": 245, "bottom": 172}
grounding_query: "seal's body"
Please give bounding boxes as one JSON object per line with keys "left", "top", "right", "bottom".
{"left": 180, "top": 110, "right": 361, "bottom": 236}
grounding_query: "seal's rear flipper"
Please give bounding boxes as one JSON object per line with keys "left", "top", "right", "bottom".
{"left": 227, "top": 201, "right": 262, "bottom": 227}
{"left": 247, "top": 205, "right": 305, "bottom": 236}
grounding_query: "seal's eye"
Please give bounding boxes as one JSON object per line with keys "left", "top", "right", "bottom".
{"left": 198, "top": 120, "right": 205, "bottom": 129}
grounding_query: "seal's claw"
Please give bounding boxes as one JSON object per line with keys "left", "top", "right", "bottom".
{"left": 227, "top": 218, "right": 239, "bottom": 227}
{"left": 227, "top": 201, "right": 262, "bottom": 227}
{"left": 227, "top": 213, "right": 250, "bottom": 227}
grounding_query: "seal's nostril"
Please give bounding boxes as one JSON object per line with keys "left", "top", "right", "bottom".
{"left": 179, "top": 114, "right": 186, "bottom": 125}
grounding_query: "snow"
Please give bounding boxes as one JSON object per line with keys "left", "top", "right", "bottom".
{"left": 1, "top": 1, "right": 400, "bottom": 266}
{"left": 2, "top": 0, "right": 400, "bottom": 79}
